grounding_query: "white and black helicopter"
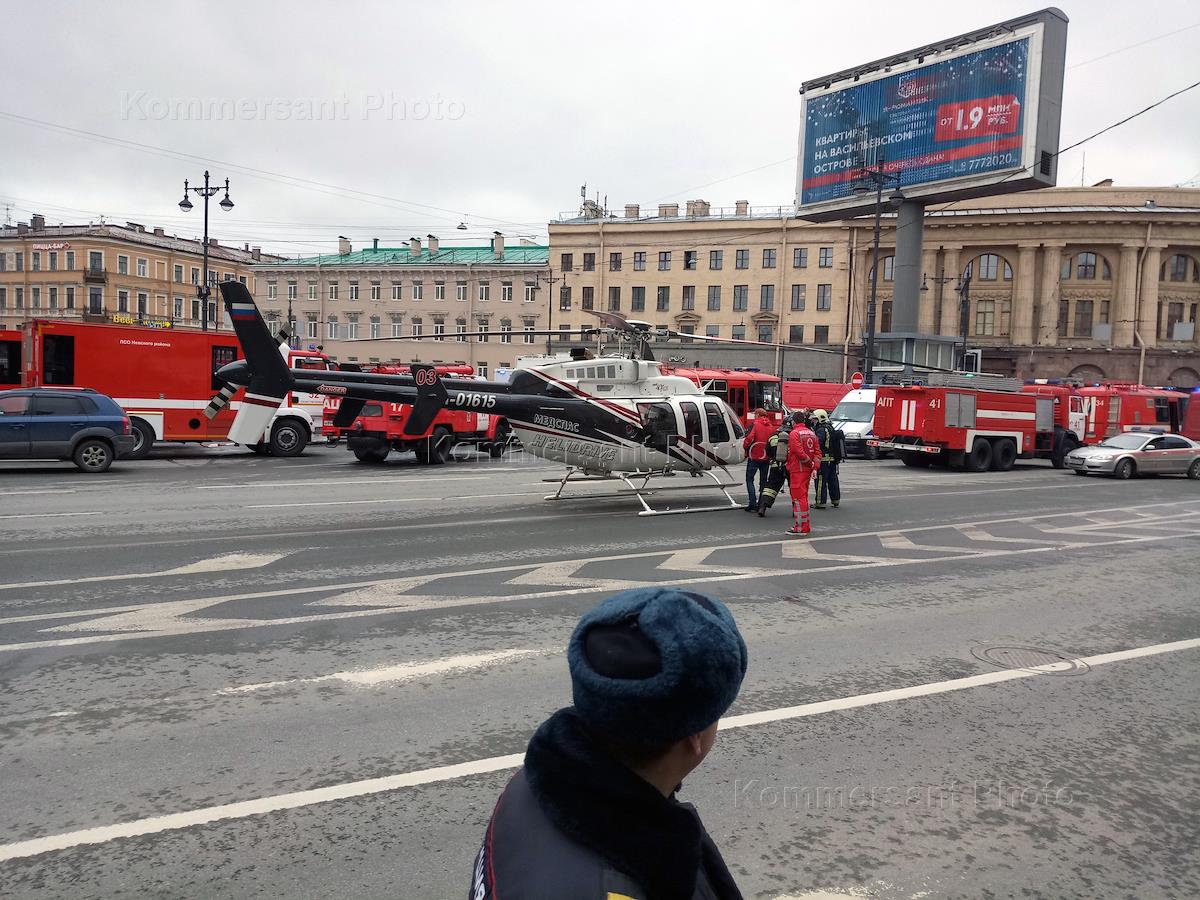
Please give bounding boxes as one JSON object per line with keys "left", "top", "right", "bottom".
{"left": 211, "top": 281, "right": 753, "bottom": 516}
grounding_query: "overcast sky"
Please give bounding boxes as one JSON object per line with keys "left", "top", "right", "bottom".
{"left": 3, "top": 0, "right": 1197, "bottom": 258}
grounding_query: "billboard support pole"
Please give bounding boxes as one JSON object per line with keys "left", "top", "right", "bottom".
{"left": 893, "top": 199, "right": 925, "bottom": 375}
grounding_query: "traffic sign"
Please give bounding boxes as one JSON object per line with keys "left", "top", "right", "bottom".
{"left": 850, "top": 371, "right": 864, "bottom": 389}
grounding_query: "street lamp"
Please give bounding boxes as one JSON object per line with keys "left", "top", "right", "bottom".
{"left": 854, "top": 156, "right": 904, "bottom": 384}
{"left": 178, "top": 170, "right": 234, "bottom": 331}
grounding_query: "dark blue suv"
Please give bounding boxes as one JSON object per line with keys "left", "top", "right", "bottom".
{"left": 0, "top": 388, "right": 136, "bottom": 473}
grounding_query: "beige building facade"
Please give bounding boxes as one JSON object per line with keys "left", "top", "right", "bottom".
{"left": 250, "top": 234, "right": 549, "bottom": 379}
{"left": 549, "top": 185, "right": 1200, "bottom": 386}
{"left": 0, "top": 215, "right": 274, "bottom": 332}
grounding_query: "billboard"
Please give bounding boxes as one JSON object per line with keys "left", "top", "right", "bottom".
{"left": 796, "top": 9, "right": 1068, "bottom": 220}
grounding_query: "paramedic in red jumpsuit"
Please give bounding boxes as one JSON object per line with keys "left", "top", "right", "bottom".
{"left": 786, "top": 410, "right": 821, "bottom": 536}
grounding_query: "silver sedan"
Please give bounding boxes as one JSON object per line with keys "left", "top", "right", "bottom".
{"left": 1064, "top": 431, "right": 1200, "bottom": 479}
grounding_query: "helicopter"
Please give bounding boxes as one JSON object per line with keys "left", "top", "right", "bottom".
{"left": 210, "top": 281, "right": 753, "bottom": 516}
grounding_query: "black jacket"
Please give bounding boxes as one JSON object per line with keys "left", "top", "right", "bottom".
{"left": 469, "top": 708, "right": 743, "bottom": 900}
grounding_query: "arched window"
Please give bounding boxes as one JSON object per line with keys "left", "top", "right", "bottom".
{"left": 1069, "top": 364, "right": 1105, "bottom": 383}
{"left": 967, "top": 254, "right": 1012, "bottom": 282}
{"left": 1167, "top": 367, "right": 1199, "bottom": 388}
{"left": 1062, "top": 252, "right": 1111, "bottom": 280}
{"left": 1076, "top": 252, "right": 1098, "bottom": 280}
{"left": 1162, "top": 254, "right": 1192, "bottom": 282}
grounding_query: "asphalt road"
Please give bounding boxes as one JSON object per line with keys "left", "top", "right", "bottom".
{"left": 1, "top": 443, "right": 1197, "bottom": 899}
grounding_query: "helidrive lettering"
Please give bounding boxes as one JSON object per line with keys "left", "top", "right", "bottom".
{"left": 525, "top": 432, "right": 617, "bottom": 463}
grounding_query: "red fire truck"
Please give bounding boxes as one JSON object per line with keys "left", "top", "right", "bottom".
{"left": 870, "top": 374, "right": 1089, "bottom": 471}
{"left": 1021, "top": 380, "right": 1198, "bottom": 443}
{"left": 1, "top": 329, "right": 21, "bottom": 387}
{"left": 11, "top": 319, "right": 335, "bottom": 458}
{"left": 324, "top": 365, "right": 512, "bottom": 464}
{"left": 781, "top": 380, "right": 852, "bottom": 415}
{"left": 661, "top": 366, "right": 785, "bottom": 427}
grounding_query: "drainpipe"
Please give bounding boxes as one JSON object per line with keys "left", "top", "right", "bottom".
{"left": 842, "top": 226, "right": 858, "bottom": 382}
{"left": 1134, "top": 222, "right": 1152, "bottom": 386}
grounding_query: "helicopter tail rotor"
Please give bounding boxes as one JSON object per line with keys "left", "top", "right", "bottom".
{"left": 216, "top": 281, "right": 295, "bottom": 445}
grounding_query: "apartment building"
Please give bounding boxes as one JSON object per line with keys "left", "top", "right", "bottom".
{"left": 549, "top": 185, "right": 1200, "bottom": 385}
{"left": 0, "top": 215, "right": 275, "bottom": 331}
{"left": 251, "top": 233, "right": 549, "bottom": 379}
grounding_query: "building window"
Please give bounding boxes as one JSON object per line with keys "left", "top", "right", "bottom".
{"left": 328, "top": 282, "right": 339, "bottom": 300}
{"left": 478, "top": 320, "right": 489, "bottom": 342}
{"left": 1076, "top": 252, "right": 1098, "bottom": 280}
{"left": 759, "top": 284, "right": 774, "bottom": 311}
{"left": 816, "top": 284, "right": 832, "bottom": 310}
{"left": 174, "top": 264, "right": 184, "bottom": 282}
{"left": 976, "top": 299, "right": 997, "bottom": 336}
{"left": 137, "top": 258, "right": 147, "bottom": 277}
{"left": 882, "top": 256, "right": 895, "bottom": 282}
{"left": 348, "top": 280, "right": 360, "bottom": 300}
{"left": 118, "top": 255, "right": 129, "bottom": 275}
{"left": 735, "top": 249, "right": 749, "bottom": 269}
{"left": 390, "top": 317, "right": 403, "bottom": 338}
{"left": 411, "top": 319, "right": 423, "bottom": 337}
{"left": 370, "top": 317, "right": 381, "bottom": 339}
{"left": 1165, "top": 302, "right": 1185, "bottom": 338}
{"left": 791, "top": 284, "right": 806, "bottom": 311}
{"left": 306, "top": 281, "right": 316, "bottom": 300}
{"left": 707, "top": 285, "right": 721, "bottom": 311}
{"left": 682, "top": 285, "right": 695, "bottom": 311}
{"left": 118, "top": 290, "right": 129, "bottom": 313}
{"left": 733, "top": 285, "right": 748, "bottom": 312}
{"left": 66, "top": 287, "right": 75, "bottom": 309}
{"left": 818, "top": 247, "right": 833, "bottom": 268}
{"left": 608, "top": 286, "right": 621, "bottom": 311}
{"left": 190, "top": 266, "right": 200, "bottom": 285}
{"left": 267, "top": 281, "right": 278, "bottom": 299}
{"left": 706, "top": 324, "right": 720, "bottom": 338}
{"left": 328, "top": 316, "right": 340, "bottom": 340}
{"left": 684, "top": 250, "right": 697, "bottom": 270}
{"left": 631, "top": 286, "right": 646, "bottom": 312}
{"left": 32, "top": 287, "right": 41, "bottom": 309}
{"left": 433, "top": 320, "right": 446, "bottom": 341}
{"left": 457, "top": 319, "right": 468, "bottom": 342}
{"left": 656, "top": 286, "right": 670, "bottom": 311}
{"left": 1073, "top": 300, "right": 1093, "bottom": 338}
{"left": 371, "top": 281, "right": 381, "bottom": 300}
{"left": 477, "top": 363, "right": 488, "bottom": 379}
{"left": 89, "top": 287, "right": 102, "bottom": 314}
{"left": 435, "top": 281, "right": 446, "bottom": 301}
{"left": 66, "top": 251, "right": 75, "bottom": 270}
{"left": 49, "top": 287, "right": 58, "bottom": 309}
{"left": 31, "top": 252, "right": 41, "bottom": 272}
{"left": 173, "top": 296, "right": 183, "bottom": 319}
{"left": 1100, "top": 300, "right": 1111, "bottom": 324}
{"left": 560, "top": 287, "right": 572, "bottom": 311}
{"left": 793, "top": 247, "right": 808, "bottom": 268}
{"left": 709, "top": 250, "right": 723, "bottom": 270}
{"left": 49, "top": 251, "right": 58, "bottom": 271}
{"left": 679, "top": 325, "right": 695, "bottom": 343}
{"left": 610, "top": 252, "right": 622, "bottom": 271}
{"left": 762, "top": 249, "right": 777, "bottom": 269}
{"left": 732, "top": 324, "right": 746, "bottom": 340}
{"left": 14, "top": 288, "right": 23, "bottom": 308}
{"left": 386, "top": 281, "right": 400, "bottom": 301}
{"left": 522, "top": 319, "right": 536, "bottom": 344}
{"left": 13, "top": 252, "right": 23, "bottom": 271}
{"left": 524, "top": 281, "right": 536, "bottom": 302}
{"left": 479, "top": 281, "right": 491, "bottom": 302}
{"left": 583, "top": 253, "right": 595, "bottom": 272}
{"left": 758, "top": 324, "right": 774, "bottom": 343}
{"left": 658, "top": 251, "right": 672, "bottom": 271}
{"left": 501, "top": 281, "right": 513, "bottom": 302}
{"left": 1166, "top": 254, "right": 1191, "bottom": 282}
{"left": 633, "top": 251, "right": 647, "bottom": 271}
{"left": 456, "top": 281, "right": 467, "bottom": 301}
{"left": 560, "top": 253, "right": 573, "bottom": 272}
{"left": 347, "top": 317, "right": 360, "bottom": 339}
{"left": 788, "top": 324, "right": 805, "bottom": 344}
{"left": 501, "top": 320, "right": 513, "bottom": 343}
{"left": 287, "top": 281, "right": 298, "bottom": 300}
{"left": 582, "top": 286, "right": 594, "bottom": 310}
{"left": 814, "top": 325, "right": 829, "bottom": 343}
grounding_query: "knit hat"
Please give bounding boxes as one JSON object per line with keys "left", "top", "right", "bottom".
{"left": 568, "top": 587, "right": 748, "bottom": 745}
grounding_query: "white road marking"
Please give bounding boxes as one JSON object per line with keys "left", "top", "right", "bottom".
{"left": 0, "top": 552, "right": 289, "bottom": 592}
{"left": 197, "top": 476, "right": 494, "bottom": 490}
{"left": 0, "top": 489, "right": 76, "bottom": 496}
{"left": 217, "top": 648, "right": 549, "bottom": 694}
{"left": 4, "top": 500, "right": 1198, "bottom": 651}
{"left": 877, "top": 532, "right": 977, "bottom": 554}
{"left": 247, "top": 489, "right": 553, "bottom": 509}
{"left": 0, "top": 511, "right": 102, "bottom": 521}
{"left": 2, "top": 635, "right": 1195, "bottom": 863}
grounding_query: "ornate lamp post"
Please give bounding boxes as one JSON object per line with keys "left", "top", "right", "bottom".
{"left": 178, "top": 171, "right": 234, "bottom": 331}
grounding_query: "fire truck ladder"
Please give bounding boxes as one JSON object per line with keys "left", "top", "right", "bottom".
{"left": 543, "top": 466, "right": 742, "bottom": 517}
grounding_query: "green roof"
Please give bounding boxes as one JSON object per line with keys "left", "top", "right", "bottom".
{"left": 257, "top": 245, "right": 549, "bottom": 268}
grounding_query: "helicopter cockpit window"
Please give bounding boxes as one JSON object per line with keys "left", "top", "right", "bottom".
{"left": 723, "top": 401, "right": 745, "bottom": 439}
{"left": 606, "top": 365, "right": 617, "bottom": 379}
{"left": 703, "top": 401, "right": 730, "bottom": 443}
{"left": 638, "top": 402, "right": 677, "bottom": 448}
{"left": 680, "top": 401, "right": 703, "bottom": 445}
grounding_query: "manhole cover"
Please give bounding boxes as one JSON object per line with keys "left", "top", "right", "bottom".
{"left": 971, "top": 645, "right": 1090, "bottom": 676}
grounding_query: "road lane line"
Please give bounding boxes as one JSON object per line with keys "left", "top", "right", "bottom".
{"left": 0, "top": 552, "right": 288, "bottom": 592}
{"left": 197, "top": 476, "right": 495, "bottom": 490}
{"left": 0, "top": 489, "right": 76, "bottom": 496}
{"left": 0, "top": 511, "right": 103, "bottom": 521}
{"left": 2, "top": 635, "right": 1195, "bottom": 863}
{"left": 247, "top": 489, "right": 555, "bottom": 509}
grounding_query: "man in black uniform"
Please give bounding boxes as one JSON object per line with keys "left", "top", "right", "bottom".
{"left": 811, "top": 408, "right": 845, "bottom": 509}
{"left": 469, "top": 586, "right": 748, "bottom": 900}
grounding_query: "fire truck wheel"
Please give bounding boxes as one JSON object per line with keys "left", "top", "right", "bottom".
{"left": 269, "top": 419, "right": 308, "bottom": 458}
{"left": 965, "top": 439, "right": 993, "bottom": 473}
{"left": 1052, "top": 436, "right": 1078, "bottom": 469}
{"left": 488, "top": 423, "right": 511, "bottom": 459}
{"left": 991, "top": 438, "right": 1017, "bottom": 472}
{"left": 353, "top": 445, "right": 390, "bottom": 464}
{"left": 128, "top": 419, "right": 155, "bottom": 460}
{"left": 426, "top": 427, "right": 453, "bottom": 465}
{"left": 73, "top": 439, "right": 114, "bottom": 474}
{"left": 1113, "top": 458, "right": 1135, "bottom": 480}
{"left": 899, "top": 451, "right": 932, "bottom": 468}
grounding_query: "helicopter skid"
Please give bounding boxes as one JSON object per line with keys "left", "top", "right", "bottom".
{"left": 543, "top": 467, "right": 742, "bottom": 517}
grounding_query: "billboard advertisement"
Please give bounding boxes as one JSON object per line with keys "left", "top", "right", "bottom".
{"left": 796, "top": 9, "right": 1067, "bottom": 220}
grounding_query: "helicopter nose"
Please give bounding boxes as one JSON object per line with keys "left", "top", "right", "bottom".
{"left": 216, "top": 359, "right": 252, "bottom": 386}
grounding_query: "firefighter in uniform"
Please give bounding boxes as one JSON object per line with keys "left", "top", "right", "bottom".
{"left": 755, "top": 418, "right": 793, "bottom": 517}
{"left": 785, "top": 410, "right": 821, "bottom": 535}
{"left": 811, "top": 408, "right": 845, "bottom": 509}
{"left": 741, "top": 407, "right": 775, "bottom": 512}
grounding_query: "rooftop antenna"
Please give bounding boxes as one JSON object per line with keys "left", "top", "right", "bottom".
{"left": 1081, "top": 152, "right": 1086, "bottom": 187}
{"left": 2, "top": 204, "right": 12, "bottom": 226}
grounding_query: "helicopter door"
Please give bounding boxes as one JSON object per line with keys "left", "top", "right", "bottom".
{"left": 703, "top": 400, "right": 739, "bottom": 464}
{"left": 680, "top": 401, "right": 703, "bottom": 450}
{"left": 637, "top": 401, "right": 679, "bottom": 455}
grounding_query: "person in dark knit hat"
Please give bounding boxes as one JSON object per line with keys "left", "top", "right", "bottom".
{"left": 469, "top": 586, "right": 748, "bottom": 900}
